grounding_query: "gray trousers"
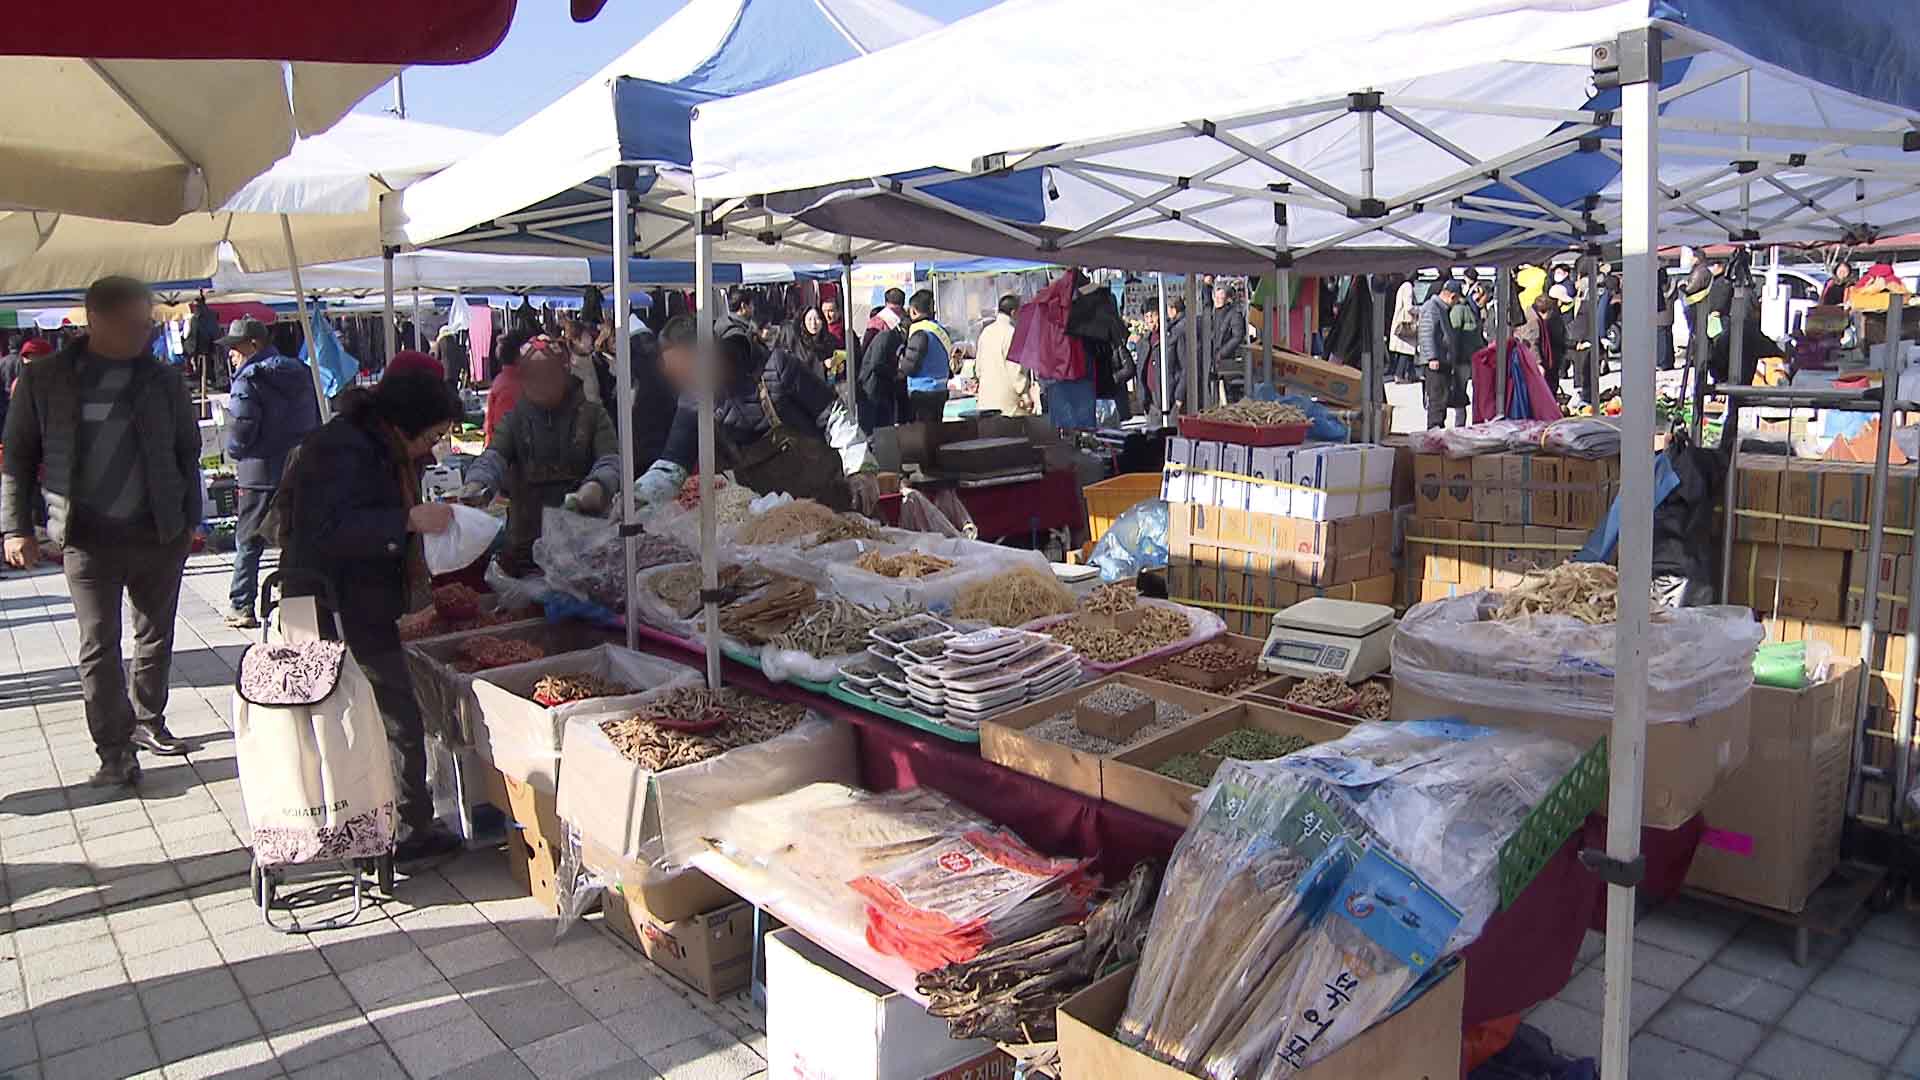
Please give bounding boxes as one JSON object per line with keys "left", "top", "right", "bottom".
{"left": 65, "top": 536, "right": 189, "bottom": 760}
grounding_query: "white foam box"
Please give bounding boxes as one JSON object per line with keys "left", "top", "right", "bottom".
{"left": 1290, "top": 446, "right": 1367, "bottom": 520}
{"left": 1217, "top": 443, "right": 1251, "bottom": 511}
{"left": 1360, "top": 445, "right": 1397, "bottom": 514}
{"left": 1189, "top": 440, "right": 1223, "bottom": 508}
{"left": 1162, "top": 436, "right": 1194, "bottom": 503}
{"left": 765, "top": 929, "right": 1009, "bottom": 1080}
{"left": 1249, "top": 445, "right": 1293, "bottom": 516}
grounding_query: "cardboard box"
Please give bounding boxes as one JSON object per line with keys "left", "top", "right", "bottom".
{"left": 1218, "top": 443, "right": 1251, "bottom": 511}
{"left": 1818, "top": 464, "right": 1872, "bottom": 551}
{"left": 1845, "top": 552, "right": 1909, "bottom": 631}
{"left": 1189, "top": 440, "right": 1222, "bottom": 508}
{"left": 1561, "top": 457, "right": 1612, "bottom": 530}
{"left": 604, "top": 896, "right": 755, "bottom": 1000}
{"left": 1272, "top": 349, "right": 1364, "bottom": 406}
{"left": 1282, "top": 515, "right": 1377, "bottom": 587}
{"left": 1730, "top": 544, "right": 1849, "bottom": 621}
{"left": 1103, "top": 701, "right": 1350, "bottom": 825}
{"left": 1249, "top": 445, "right": 1291, "bottom": 516}
{"left": 470, "top": 645, "right": 697, "bottom": 793}
{"left": 500, "top": 773, "right": 564, "bottom": 910}
{"left": 1162, "top": 437, "right": 1194, "bottom": 504}
{"left": 1441, "top": 456, "right": 1475, "bottom": 521}
{"left": 1685, "top": 662, "right": 1861, "bottom": 913}
{"left": 1413, "top": 453, "right": 1448, "bottom": 520}
{"left": 1456, "top": 523, "right": 1494, "bottom": 589}
{"left": 1056, "top": 962, "right": 1464, "bottom": 1080}
{"left": 1527, "top": 455, "right": 1563, "bottom": 527}
{"left": 1778, "top": 466, "right": 1821, "bottom": 547}
{"left": 1733, "top": 460, "right": 1782, "bottom": 543}
{"left": 766, "top": 929, "right": 1008, "bottom": 1080}
{"left": 980, "top": 674, "right": 1236, "bottom": 799}
{"left": 1473, "top": 454, "right": 1505, "bottom": 524}
{"left": 1393, "top": 685, "right": 1750, "bottom": 830}
{"left": 577, "top": 836, "right": 738, "bottom": 925}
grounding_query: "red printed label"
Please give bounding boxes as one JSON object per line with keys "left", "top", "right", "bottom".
{"left": 1700, "top": 827, "right": 1755, "bottom": 857}
{"left": 938, "top": 851, "right": 974, "bottom": 874}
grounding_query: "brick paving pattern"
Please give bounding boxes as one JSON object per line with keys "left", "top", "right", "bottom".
{"left": 1, "top": 549, "right": 1918, "bottom": 1078}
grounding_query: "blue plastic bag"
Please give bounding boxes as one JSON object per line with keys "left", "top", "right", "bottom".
{"left": 1089, "top": 498, "right": 1168, "bottom": 582}
{"left": 1246, "top": 383, "right": 1350, "bottom": 441}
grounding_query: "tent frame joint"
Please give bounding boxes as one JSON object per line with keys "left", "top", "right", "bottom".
{"left": 1349, "top": 198, "right": 1388, "bottom": 219}
{"left": 1578, "top": 848, "right": 1646, "bottom": 888}
{"left": 1346, "top": 90, "right": 1382, "bottom": 112}
{"left": 612, "top": 164, "right": 645, "bottom": 192}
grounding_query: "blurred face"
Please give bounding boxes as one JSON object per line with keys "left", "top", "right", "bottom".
{"left": 660, "top": 341, "right": 697, "bottom": 394}
{"left": 822, "top": 300, "right": 840, "bottom": 325}
{"left": 1142, "top": 310, "right": 1158, "bottom": 333}
{"left": 803, "top": 309, "right": 822, "bottom": 335}
{"left": 520, "top": 344, "right": 570, "bottom": 407}
{"left": 1212, "top": 286, "right": 1229, "bottom": 309}
{"left": 1835, "top": 264, "right": 1853, "bottom": 281}
{"left": 406, "top": 421, "right": 453, "bottom": 461}
{"left": 86, "top": 296, "right": 155, "bottom": 359}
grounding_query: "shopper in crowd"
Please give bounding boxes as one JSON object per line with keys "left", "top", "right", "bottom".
{"left": 1448, "top": 280, "right": 1488, "bottom": 372}
{"left": 433, "top": 324, "right": 468, "bottom": 392}
{"left": 2, "top": 277, "right": 201, "bottom": 786}
{"left": 461, "top": 336, "right": 620, "bottom": 576}
{"left": 484, "top": 330, "right": 531, "bottom": 445}
{"left": 220, "top": 316, "right": 322, "bottom": 629}
{"left": 728, "top": 287, "right": 758, "bottom": 333}
{"left": 1150, "top": 296, "right": 1191, "bottom": 416}
{"left": 821, "top": 297, "right": 846, "bottom": 351}
{"left": 1205, "top": 283, "right": 1243, "bottom": 396}
{"left": 626, "top": 323, "right": 679, "bottom": 473}
{"left": 0, "top": 334, "right": 25, "bottom": 394}
{"left": 277, "top": 369, "right": 465, "bottom": 862}
{"left": 1821, "top": 261, "right": 1855, "bottom": 306}
{"left": 857, "top": 288, "right": 909, "bottom": 432}
{"left": 973, "top": 294, "right": 1034, "bottom": 417}
{"left": 637, "top": 314, "right": 848, "bottom": 509}
{"left": 1417, "top": 279, "right": 1464, "bottom": 430}
{"left": 779, "top": 305, "right": 837, "bottom": 385}
{"left": 902, "top": 290, "right": 954, "bottom": 424}
{"left": 1388, "top": 275, "right": 1418, "bottom": 382}
{"left": 1525, "top": 291, "right": 1571, "bottom": 386}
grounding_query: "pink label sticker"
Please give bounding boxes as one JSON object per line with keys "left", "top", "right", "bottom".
{"left": 1701, "top": 827, "right": 1755, "bottom": 857}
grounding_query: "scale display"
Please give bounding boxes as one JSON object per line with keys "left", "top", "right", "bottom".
{"left": 1257, "top": 599, "right": 1394, "bottom": 682}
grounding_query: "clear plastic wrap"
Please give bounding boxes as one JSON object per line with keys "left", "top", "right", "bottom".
{"left": 484, "top": 560, "right": 553, "bottom": 613}
{"left": 1404, "top": 419, "right": 1548, "bottom": 458}
{"left": 531, "top": 508, "right": 628, "bottom": 608}
{"left": 825, "top": 536, "right": 1052, "bottom": 612}
{"left": 1392, "top": 594, "right": 1763, "bottom": 724}
{"left": 1089, "top": 499, "right": 1169, "bottom": 583}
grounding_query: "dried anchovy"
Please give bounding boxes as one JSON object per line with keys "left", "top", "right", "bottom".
{"left": 809, "top": 513, "right": 885, "bottom": 547}
{"left": 855, "top": 551, "right": 958, "bottom": 579}
{"left": 531, "top": 672, "right": 632, "bottom": 706}
{"left": 1082, "top": 582, "right": 1141, "bottom": 616}
{"left": 771, "top": 598, "right": 921, "bottom": 658}
{"left": 1494, "top": 561, "right": 1618, "bottom": 624}
{"left": 1025, "top": 698, "right": 1192, "bottom": 754}
{"left": 1198, "top": 400, "right": 1309, "bottom": 426}
{"left": 599, "top": 686, "right": 807, "bottom": 771}
{"left": 1050, "top": 606, "right": 1190, "bottom": 663}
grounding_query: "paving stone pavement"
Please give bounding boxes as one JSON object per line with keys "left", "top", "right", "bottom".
{"left": 7, "top": 549, "right": 1920, "bottom": 1078}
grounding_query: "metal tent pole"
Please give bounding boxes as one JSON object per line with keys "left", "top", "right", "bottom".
{"left": 1848, "top": 294, "right": 1902, "bottom": 815}
{"left": 840, "top": 249, "right": 857, "bottom": 412}
{"left": 411, "top": 286, "right": 422, "bottom": 349}
{"left": 1156, "top": 272, "right": 1170, "bottom": 425}
{"left": 1270, "top": 183, "right": 1290, "bottom": 394}
{"left": 695, "top": 200, "right": 721, "bottom": 690}
{"left": 1724, "top": 284, "right": 1752, "bottom": 441}
{"left": 1368, "top": 278, "right": 1388, "bottom": 442}
{"left": 1262, "top": 275, "right": 1275, "bottom": 390}
{"left": 1493, "top": 271, "right": 1511, "bottom": 423}
{"left": 1585, "top": 258, "right": 1602, "bottom": 409}
{"left": 1599, "top": 27, "right": 1664, "bottom": 1079}
{"left": 381, "top": 246, "right": 398, "bottom": 367}
{"left": 278, "top": 214, "right": 331, "bottom": 421}
{"left": 611, "top": 169, "right": 640, "bottom": 652}
{"left": 1184, "top": 274, "right": 1200, "bottom": 413}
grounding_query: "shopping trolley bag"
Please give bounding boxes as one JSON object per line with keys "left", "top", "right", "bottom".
{"left": 234, "top": 587, "right": 397, "bottom": 870}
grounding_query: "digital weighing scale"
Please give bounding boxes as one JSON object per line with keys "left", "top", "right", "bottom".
{"left": 1258, "top": 597, "right": 1396, "bottom": 682}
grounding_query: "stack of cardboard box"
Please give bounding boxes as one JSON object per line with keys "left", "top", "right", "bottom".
{"left": 1401, "top": 451, "right": 1619, "bottom": 604}
{"left": 1162, "top": 437, "right": 1397, "bottom": 635}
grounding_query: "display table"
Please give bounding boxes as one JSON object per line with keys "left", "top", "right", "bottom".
{"left": 620, "top": 635, "right": 1600, "bottom": 1025}
{"left": 876, "top": 467, "right": 1087, "bottom": 546}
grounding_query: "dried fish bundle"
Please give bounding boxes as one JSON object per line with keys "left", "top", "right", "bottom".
{"left": 715, "top": 576, "right": 816, "bottom": 644}
{"left": 597, "top": 687, "right": 806, "bottom": 771}
{"left": 737, "top": 499, "right": 839, "bottom": 546}
{"left": 770, "top": 597, "right": 921, "bottom": 658}
{"left": 854, "top": 550, "right": 958, "bottom": 579}
{"left": 1493, "top": 561, "right": 1619, "bottom": 623}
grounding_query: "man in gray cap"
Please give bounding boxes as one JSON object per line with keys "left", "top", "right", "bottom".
{"left": 221, "top": 316, "right": 320, "bottom": 627}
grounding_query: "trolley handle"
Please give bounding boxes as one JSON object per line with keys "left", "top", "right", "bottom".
{"left": 259, "top": 569, "right": 343, "bottom": 640}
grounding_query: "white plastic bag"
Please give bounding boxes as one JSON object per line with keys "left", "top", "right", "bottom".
{"left": 1392, "top": 594, "right": 1763, "bottom": 724}
{"left": 423, "top": 504, "right": 501, "bottom": 575}
{"left": 823, "top": 535, "right": 1051, "bottom": 611}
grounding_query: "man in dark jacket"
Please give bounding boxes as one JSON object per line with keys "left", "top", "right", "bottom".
{"left": 2, "top": 277, "right": 202, "bottom": 786}
{"left": 856, "top": 289, "right": 908, "bottom": 432}
{"left": 1205, "top": 284, "right": 1244, "bottom": 400}
{"left": 221, "top": 317, "right": 322, "bottom": 628}
{"left": 1417, "top": 279, "right": 1463, "bottom": 429}
{"left": 460, "top": 340, "right": 621, "bottom": 575}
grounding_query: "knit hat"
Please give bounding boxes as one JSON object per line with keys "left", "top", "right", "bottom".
{"left": 383, "top": 350, "right": 443, "bottom": 381}
{"left": 19, "top": 339, "right": 53, "bottom": 359}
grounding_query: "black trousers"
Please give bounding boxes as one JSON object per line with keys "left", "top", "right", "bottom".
{"left": 344, "top": 621, "right": 435, "bottom": 838}
{"left": 1423, "top": 364, "right": 1468, "bottom": 429}
{"left": 909, "top": 390, "right": 949, "bottom": 425}
{"left": 65, "top": 534, "right": 190, "bottom": 761}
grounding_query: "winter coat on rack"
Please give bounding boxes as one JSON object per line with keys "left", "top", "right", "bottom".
{"left": 1068, "top": 284, "right": 1133, "bottom": 418}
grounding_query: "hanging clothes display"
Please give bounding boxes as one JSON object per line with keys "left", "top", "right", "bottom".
{"left": 467, "top": 304, "right": 494, "bottom": 383}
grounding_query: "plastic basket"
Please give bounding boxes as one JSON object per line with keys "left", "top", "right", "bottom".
{"left": 1175, "top": 414, "right": 1310, "bottom": 446}
{"left": 1497, "top": 735, "right": 1609, "bottom": 908}
{"left": 1083, "top": 472, "right": 1163, "bottom": 544}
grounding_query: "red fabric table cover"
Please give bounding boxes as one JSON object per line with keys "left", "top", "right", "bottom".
{"left": 877, "top": 469, "right": 1088, "bottom": 544}
{"left": 622, "top": 636, "right": 1597, "bottom": 1024}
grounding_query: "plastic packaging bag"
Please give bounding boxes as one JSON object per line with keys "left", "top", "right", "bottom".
{"left": 531, "top": 508, "right": 627, "bottom": 608}
{"left": 484, "top": 560, "right": 553, "bottom": 613}
{"left": 1089, "top": 499, "right": 1169, "bottom": 583}
{"left": 825, "top": 536, "right": 1051, "bottom": 612}
{"left": 1753, "top": 640, "right": 1808, "bottom": 689}
{"left": 423, "top": 504, "right": 502, "bottom": 575}
{"left": 1392, "top": 594, "right": 1763, "bottom": 724}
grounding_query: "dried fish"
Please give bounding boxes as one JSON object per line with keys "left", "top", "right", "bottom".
{"left": 1082, "top": 582, "right": 1140, "bottom": 615}
{"left": 530, "top": 672, "right": 632, "bottom": 707}
{"left": 715, "top": 576, "right": 816, "bottom": 644}
{"left": 854, "top": 551, "right": 957, "bottom": 579}
{"left": 809, "top": 513, "right": 885, "bottom": 546}
{"left": 1048, "top": 605, "right": 1190, "bottom": 662}
{"left": 1493, "top": 561, "right": 1619, "bottom": 624}
{"left": 770, "top": 598, "right": 921, "bottom": 658}
{"left": 598, "top": 687, "right": 806, "bottom": 771}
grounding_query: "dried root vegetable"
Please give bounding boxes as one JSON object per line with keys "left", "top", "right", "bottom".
{"left": 737, "top": 499, "right": 838, "bottom": 545}
{"left": 809, "top": 513, "right": 884, "bottom": 546}
{"left": 1082, "top": 582, "right": 1140, "bottom": 615}
{"left": 1199, "top": 400, "right": 1309, "bottom": 426}
{"left": 1348, "top": 681, "right": 1391, "bottom": 722}
{"left": 854, "top": 550, "right": 957, "bottom": 579}
{"left": 1049, "top": 605, "right": 1190, "bottom": 663}
{"left": 771, "top": 598, "right": 920, "bottom": 658}
{"left": 1493, "top": 562, "right": 1619, "bottom": 624}
{"left": 599, "top": 686, "right": 807, "bottom": 771}
{"left": 953, "top": 566, "right": 1076, "bottom": 627}
{"left": 1284, "top": 674, "right": 1356, "bottom": 710}
{"left": 530, "top": 672, "right": 632, "bottom": 707}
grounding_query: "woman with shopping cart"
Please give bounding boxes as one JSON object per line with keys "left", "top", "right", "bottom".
{"left": 274, "top": 367, "right": 466, "bottom": 865}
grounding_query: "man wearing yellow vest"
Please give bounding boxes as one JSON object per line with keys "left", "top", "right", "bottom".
{"left": 903, "top": 289, "right": 954, "bottom": 424}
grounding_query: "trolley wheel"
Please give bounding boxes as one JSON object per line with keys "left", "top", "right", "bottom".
{"left": 377, "top": 855, "right": 395, "bottom": 895}
{"left": 250, "top": 862, "right": 276, "bottom": 913}
{"left": 1869, "top": 877, "right": 1901, "bottom": 914}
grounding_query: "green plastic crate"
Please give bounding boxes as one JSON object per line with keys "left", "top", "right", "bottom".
{"left": 1497, "top": 736, "right": 1609, "bottom": 908}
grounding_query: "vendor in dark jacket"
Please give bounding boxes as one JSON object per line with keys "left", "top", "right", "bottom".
{"left": 221, "top": 317, "right": 321, "bottom": 628}
{"left": 460, "top": 336, "right": 621, "bottom": 575}
{"left": 856, "top": 289, "right": 909, "bottom": 432}
{"left": 1417, "top": 279, "right": 1463, "bottom": 429}
{"left": 635, "top": 313, "right": 849, "bottom": 510}
{"left": 276, "top": 370, "right": 465, "bottom": 863}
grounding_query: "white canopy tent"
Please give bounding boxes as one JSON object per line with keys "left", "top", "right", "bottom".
{"left": 691, "top": 2, "right": 1920, "bottom": 1073}
{"left": 209, "top": 248, "right": 597, "bottom": 297}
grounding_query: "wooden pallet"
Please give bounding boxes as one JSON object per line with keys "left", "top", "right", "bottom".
{"left": 1683, "top": 860, "right": 1889, "bottom": 965}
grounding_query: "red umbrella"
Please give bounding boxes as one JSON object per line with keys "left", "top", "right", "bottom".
{"left": 2, "top": 0, "right": 519, "bottom": 64}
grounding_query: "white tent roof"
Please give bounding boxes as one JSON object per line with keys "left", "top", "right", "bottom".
{"left": 380, "top": 0, "right": 963, "bottom": 266}
{"left": 0, "top": 115, "right": 492, "bottom": 294}
{"left": 691, "top": 0, "right": 1920, "bottom": 272}
{"left": 209, "top": 248, "right": 594, "bottom": 296}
